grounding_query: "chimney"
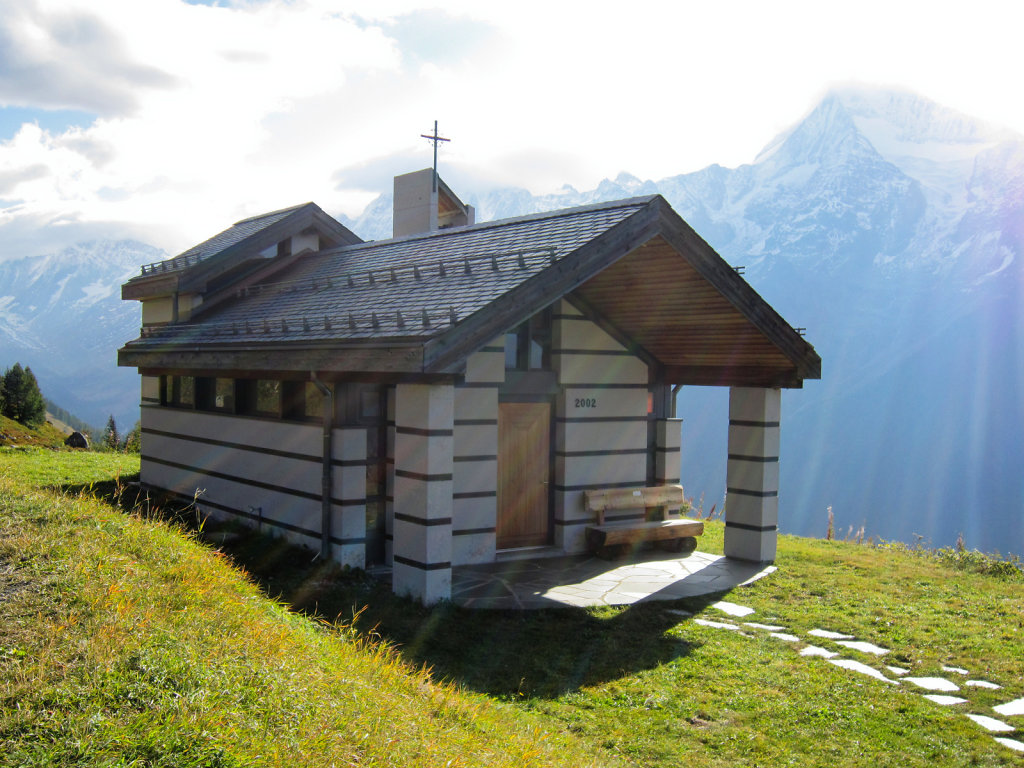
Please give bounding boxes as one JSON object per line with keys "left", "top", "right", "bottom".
{"left": 393, "top": 169, "right": 475, "bottom": 238}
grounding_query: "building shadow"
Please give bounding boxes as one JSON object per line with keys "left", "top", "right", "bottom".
{"left": 59, "top": 479, "right": 733, "bottom": 699}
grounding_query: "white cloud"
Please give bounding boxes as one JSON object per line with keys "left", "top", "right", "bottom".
{"left": 0, "top": 0, "right": 1022, "bottom": 260}
{"left": 0, "top": 0, "right": 176, "bottom": 114}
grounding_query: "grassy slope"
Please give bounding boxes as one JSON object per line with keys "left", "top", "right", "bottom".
{"left": 0, "top": 414, "right": 68, "bottom": 449}
{"left": 0, "top": 449, "right": 615, "bottom": 768}
{"left": 2, "top": 447, "right": 1022, "bottom": 766}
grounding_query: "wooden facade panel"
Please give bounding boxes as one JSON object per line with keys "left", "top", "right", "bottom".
{"left": 573, "top": 235, "right": 808, "bottom": 383}
{"left": 497, "top": 402, "right": 551, "bottom": 549}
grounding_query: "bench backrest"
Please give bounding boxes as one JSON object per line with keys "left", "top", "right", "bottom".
{"left": 585, "top": 485, "right": 685, "bottom": 513}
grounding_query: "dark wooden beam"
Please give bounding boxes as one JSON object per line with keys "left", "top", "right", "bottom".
{"left": 122, "top": 272, "right": 180, "bottom": 300}
{"left": 138, "top": 366, "right": 454, "bottom": 385}
{"left": 120, "top": 343, "right": 424, "bottom": 374}
{"left": 661, "top": 364, "right": 805, "bottom": 388}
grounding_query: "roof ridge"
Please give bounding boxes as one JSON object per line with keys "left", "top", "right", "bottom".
{"left": 233, "top": 202, "right": 315, "bottom": 226}
{"left": 339, "top": 194, "right": 661, "bottom": 252}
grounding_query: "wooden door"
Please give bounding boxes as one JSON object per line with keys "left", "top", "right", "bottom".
{"left": 497, "top": 401, "right": 551, "bottom": 548}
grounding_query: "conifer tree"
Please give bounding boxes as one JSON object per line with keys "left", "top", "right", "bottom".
{"left": 20, "top": 366, "right": 46, "bottom": 427}
{"left": 1, "top": 363, "right": 46, "bottom": 427}
{"left": 104, "top": 414, "right": 120, "bottom": 451}
{"left": 1, "top": 364, "right": 23, "bottom": 420}
{"left": 123, "top": 420, "right": 142, "bottom": 453}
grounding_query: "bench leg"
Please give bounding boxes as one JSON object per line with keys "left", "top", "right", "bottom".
{"left": 657, "top": 537, "right": 698, "bottom": 555}
{"left": 596, "top": 544, "right": 629, "bottom": 560}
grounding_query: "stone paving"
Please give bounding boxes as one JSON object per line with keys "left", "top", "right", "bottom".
{"left": 689, "top": 600, "right": 1024, "bottom": 755}
{"left": 450, "top": 550, "right": 776, "bottom": 609}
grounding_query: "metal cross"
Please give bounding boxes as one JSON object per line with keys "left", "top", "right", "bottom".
{"left": 420, "top": 120, "right": 450, "bottom": 191}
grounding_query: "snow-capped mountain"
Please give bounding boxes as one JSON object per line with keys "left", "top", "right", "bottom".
{"left": 0, "top": 240, "right": 166, "bottom": 429}
{"left": 657, "top": 89, "right": 1024, "bottom": 555}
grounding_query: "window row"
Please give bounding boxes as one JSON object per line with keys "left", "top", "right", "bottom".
{"left": 161, "top": 376, "right": 385, "bottom": 425}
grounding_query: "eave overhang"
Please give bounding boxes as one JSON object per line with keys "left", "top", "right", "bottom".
{"left": 422, "top": 196, "right": 820, "bottom": 388}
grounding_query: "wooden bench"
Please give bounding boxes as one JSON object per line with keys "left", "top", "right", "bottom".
{"left": 584, "top": 485, "right": 704, "bottom": 557}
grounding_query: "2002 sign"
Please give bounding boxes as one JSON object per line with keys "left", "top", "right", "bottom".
{"left": 574, "top": 397, "right": 597, "bottom": 408}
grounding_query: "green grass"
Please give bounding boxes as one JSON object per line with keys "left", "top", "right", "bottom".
{"left": 2, "top": 449, "right": 1023, "bottom": 766}
{"left": 0, "top": 444, "right": 140, "bottom": 488}
{"left": 0, "top": 451, "right": 614, "bottom": 767}
{"left": 0, "top": 415, "right": 69, "bottom": 450}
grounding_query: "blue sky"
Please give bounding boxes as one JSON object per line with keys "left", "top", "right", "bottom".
{"left": 0, "top": 0, "right": 1022, "bottom": 260}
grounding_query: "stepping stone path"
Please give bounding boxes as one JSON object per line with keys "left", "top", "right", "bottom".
{"left": 836, "top": 639, "right": 890, "bottom": 655}
{"left": 904, "top": 677, "right": 961, "bottom": 692}
{"left": 994, "top": 737, "right": 1024, "bottom": 752}
{"left": 966, "top": 714, "right": 1014, "bottom": 733}
{"left": 924, "top": 694, "right": 969, "bottom": 706}
{"left": 800, "top": 644, "right": 838, "bottom": 659}
{"left": 686, "top": 601, "right": 1023, "bottom": 755}
{"left": 712, "top": 600, "right": 755, "bottom": 617}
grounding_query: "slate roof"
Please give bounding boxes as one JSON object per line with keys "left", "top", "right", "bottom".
{"left": 120, "top": 193, "right": 821, "bottom": 385}
{"left": 137, "top": 204, "right": 314, "bottom": 277}
{"left": 127, "top": 196, "right": 655, "bottom": 346}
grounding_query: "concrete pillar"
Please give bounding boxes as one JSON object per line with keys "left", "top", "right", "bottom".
{"left": 653, "top": 418, "right": 682, "bottom": 486}
{"left": 724, "top": 387, "right": 780, "bottom": 562}
{"left": 330, "top": 427, "right": 367, "bottom": 570}
{"left": 391, "top": 383, "right": 454, "bottom": 604}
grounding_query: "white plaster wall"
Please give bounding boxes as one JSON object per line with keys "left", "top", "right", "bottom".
{"left": 551, "top": 308, "right": 651, "bottom": 553}
{"left": 139, "top": 405, "right": 366, "bottom": 568}
{"left": 724, "top": 387, "right": 782, "bottom": 563}
{"left": 293, "top": 232, "right": 319, "bottom": 253}
{"left": 452, "top": 379, "right": 498, "bottom": 565}
{"left": 141, "top": 375, "right": 160, "bottom": 405}
{"left": 141, "top": 297, "right": 174, "bottom": 325}
{"left": 391, "top": 383, "right": 454, "bottom": 604}
{"left": 464, "top": 346, "right": 504, "bottom": 384}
